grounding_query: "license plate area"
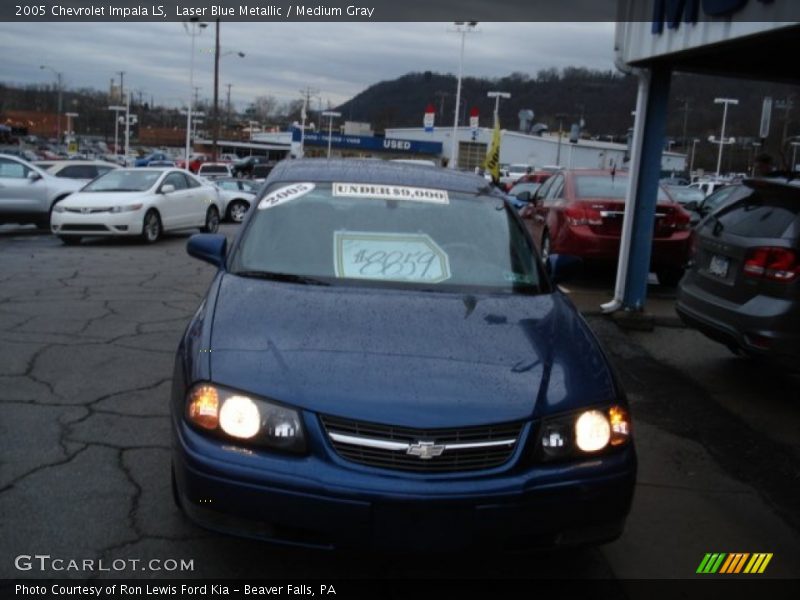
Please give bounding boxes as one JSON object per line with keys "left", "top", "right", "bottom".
{"left": 708, "top": 254, "right": 730, "bottom": 278}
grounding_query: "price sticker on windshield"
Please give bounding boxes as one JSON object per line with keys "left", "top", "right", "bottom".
{"left": 258, "top": 183, "right": 315, "bottom": 210}
{"left": 333, "top": 183, "right": 449, "bottom": 205}
{"left": 334, "top": 232, "right": 451, "bottom": 284}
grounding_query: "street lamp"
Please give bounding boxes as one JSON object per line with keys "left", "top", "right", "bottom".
{"left": 107, "top": 105, "right": 125, "bottom": 156}
{"left": 211, "top": 35, "right": 245, "bottom": 161}
{"left": 713, "top": 97, "right": 738, "bottom": 176}
{"left": 487, "top": 91, "right": 510, "bottom": 126}
{"left": 322, "top": 110, "right": 341, "bottom": 159}
{"left": 183, "top": 18, "right": 208, "bottom": 169}
{"left": 39, "top": 65, "right": 63, "bottom": 145}
{"left": 64, "top": 112, "right": 78, "bottom": 150}
{"left": 689, "top": 138, "right": 700, "bottom": 175}
{"left": 449, "top": 21, "right": 478, "bottom": 169}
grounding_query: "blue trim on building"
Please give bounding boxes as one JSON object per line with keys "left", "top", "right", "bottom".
{"left": 292, "top": 128, "right": 442, "bottom": 155}
{"left": 622, "top": 67, "right": 673, "bottom": 310}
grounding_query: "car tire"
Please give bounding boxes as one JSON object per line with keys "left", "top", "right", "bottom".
{"left": 141, "top": 209, "right": 162, "bottom": 244}
{"left": 657, "top": 267, "right": 684, "bottom": 287}
{"left": 226, "top": 200, "right": 249, "bottom": 223}
{"left": 59, "top": 236, "right": 82, "bottom": 245}
{"left": 201, "top": 206, "right": 220, "bottom": 233}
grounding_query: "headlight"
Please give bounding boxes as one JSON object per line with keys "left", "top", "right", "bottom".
{"left": 110, "top": 203, "right": 143, "bottom": 213}
{"left": 186, "top": 384, "right": 306, "bottom": 454}
{"left": 53, "top": 205, "right": 66, "bottom": 213}
{"left": 536, "top": 405, "right": 631, "bottom": 461}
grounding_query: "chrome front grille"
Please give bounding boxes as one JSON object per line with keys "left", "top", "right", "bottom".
{"left": 64, "top": 207, "right": 112, "bottom": 214}
{"left": 320, "top": 415, "right": 522, "bottom": 473}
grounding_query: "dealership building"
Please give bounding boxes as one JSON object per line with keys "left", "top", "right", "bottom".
{"left": 608, "top": 0, "right": 799, "bottom": 315}
{"left": 386, "top": 126, "right": 687, "bottom": 173}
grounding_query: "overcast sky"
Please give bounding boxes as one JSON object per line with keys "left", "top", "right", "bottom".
{"left": 0, "top": 22, "right": 616, "bottom": 110}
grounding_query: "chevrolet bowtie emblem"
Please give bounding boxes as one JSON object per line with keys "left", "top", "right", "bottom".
{"left": 406, "top": 441, "right": 445, "bottom": 460}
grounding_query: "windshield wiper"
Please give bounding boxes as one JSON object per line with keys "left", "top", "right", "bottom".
{"left": 232, "top": 271, "right": 331, "bottom": 286}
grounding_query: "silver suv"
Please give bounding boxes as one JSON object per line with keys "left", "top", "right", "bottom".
{"left": 0, "top": 154, "right": 84, "bottom": 228}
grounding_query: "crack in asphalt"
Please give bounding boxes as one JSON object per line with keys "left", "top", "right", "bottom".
{"left": 0, "top": 444, "right": 90, "bottom": 494}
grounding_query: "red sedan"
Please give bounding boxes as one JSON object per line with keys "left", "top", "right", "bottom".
{"left": 175, "top": 153, "right": 208, "bottom": 173}
{"left": 520, "top": 169, "right": 692, "bottom": 286}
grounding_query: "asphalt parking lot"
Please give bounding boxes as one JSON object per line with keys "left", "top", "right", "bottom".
{"left": 1, "top": 224, "right": 798, "bottom": 582}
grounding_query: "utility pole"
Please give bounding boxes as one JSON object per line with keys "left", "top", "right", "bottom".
{"left": 118, "top": 71, "right": 125, "bottom": 104}
{"left": 435, "top": 91, "right": 449, "bottom": 118}
{"left": 211, "top": 17, "right": 220, "bottom": 162}
{"left": 678, "top": 97, "right": 690, "bottom": 148}
{"left": 226, "top": 83, "right": 233, "bottom": 126}
{"left": 299, "top": 86, "right": 319, "bottom": 128}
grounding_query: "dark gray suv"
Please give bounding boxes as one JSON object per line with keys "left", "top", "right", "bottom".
{"left": 676, "top": 178, "right": 799, "bottom": 369}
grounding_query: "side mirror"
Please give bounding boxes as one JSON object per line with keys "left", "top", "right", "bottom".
{"left": 546, "top": 254, "right": 582, "bottom": 284}
{"left": 27, "top": 171, "right": 42, "bottom": 182}
{"left": 683, "top": 200, "right": 699, "bottom": 212}
{"left": 187, "top": 234, "right": 227, "bottom": 268}
{"left": 161, "top": 184, "right": 175, "bottom": 194}
{"left": 516, "top": 191, "right": 531, "bottom": 202}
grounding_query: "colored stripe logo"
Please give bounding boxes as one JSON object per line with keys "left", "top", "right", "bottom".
{"left": 697, "top": 553, "right": 773, "bottom": 574}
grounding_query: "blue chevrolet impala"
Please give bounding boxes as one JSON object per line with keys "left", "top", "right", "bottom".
{"left": 171, "top": 159, "right": 636, "bottom": 551}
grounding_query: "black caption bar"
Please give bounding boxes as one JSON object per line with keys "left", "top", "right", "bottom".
{"left": 3, "top": 0, "right": 618, "bottom": 22}
{"left": 4, "top": 579, "right": 800, "bottom": 600}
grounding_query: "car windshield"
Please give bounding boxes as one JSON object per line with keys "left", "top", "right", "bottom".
{"left": 575, "top": 174, "right": 669, "bottom": 201}
{"left": 666, "top": 186, "right": 705, "bottom": 204}
{"left": 83, "top": 169, "right": 160, "bottom": 192}
{"left": 509, "top": 183, "right": 541, "bottom": 196}
{"left": 230, "top": 181, "right": 541, "bottom": 294}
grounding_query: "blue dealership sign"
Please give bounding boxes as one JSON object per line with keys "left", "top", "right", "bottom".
{"left": 291, "top": 128, "right": 442, "bottom": 155}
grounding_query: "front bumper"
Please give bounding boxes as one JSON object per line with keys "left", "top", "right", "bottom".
{"left": 51, "top": 209, "right": 144, "bottom": 236}
{"left": 172, "top": 417, "right": 636, "bottom": 552}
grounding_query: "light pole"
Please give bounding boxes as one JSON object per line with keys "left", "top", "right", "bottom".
{"left": 449, "top": 21, "right": 478, "bottom": 169}
{"left": 64, "top": 112, "right": 78, "bottom": 150}
{"left": 183, "top": 18, "right": 208, "bottom": 169}
{"left": 203, "top": 42, "right": 245, "bottom": 160}
{"left": 322, "top": 110, "right": 341, "bottom": 159}
{"left": 298, "top": 96, "right": 308, "bottom": 158}
{"left": 39, "top": 65, "right": 63, "bottom": 145}
{"left": 487, "top": 91, "right": 510, "bottom": 126}
{"left": 689, "top": 138, "right": 700, "bottom": 176}
{"left": 713, "top": 97, "right": 738, "bottom": 176}
{"left": 108, "top": 105, "right": 125, "bottom": 156}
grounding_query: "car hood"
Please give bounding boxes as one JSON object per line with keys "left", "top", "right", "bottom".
{"left": 208, "top": 275, "right": 617, "bottom": 428}
{"left": 58, "top": 190, "right": 149, "bottom": 206}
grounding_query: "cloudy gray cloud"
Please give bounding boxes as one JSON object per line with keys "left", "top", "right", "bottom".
{"left": 0, "top": 22, "right": 616, "bottom": 109}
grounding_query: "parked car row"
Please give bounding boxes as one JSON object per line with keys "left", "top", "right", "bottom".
{"left": 0, "top": 153, "right": 252, "bottom": 244}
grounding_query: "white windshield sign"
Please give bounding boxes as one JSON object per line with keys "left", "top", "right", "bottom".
{"left": 332, "top": 183, "right": 449, "bottom": 205}
{"left": 257, "top": 182, "right": 315, "bottom": 210}
{"left": 334, "top": 232, "right": 451, "bottom": 284}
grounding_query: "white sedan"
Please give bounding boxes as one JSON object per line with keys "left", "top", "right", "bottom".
{"left": 205, "top": 177, "right": 259, "bottom": 223}
{"left": 51, "top": 168, "right": 222, "bottom": 245}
